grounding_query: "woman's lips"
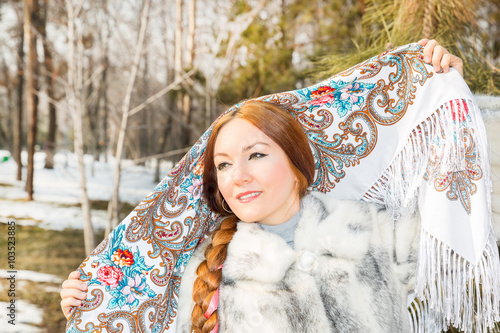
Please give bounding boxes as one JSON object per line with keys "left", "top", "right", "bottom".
{"left": 236, "top": 191, "right": 262, "bottom": 203}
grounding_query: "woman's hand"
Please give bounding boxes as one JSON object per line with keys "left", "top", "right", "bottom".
{"left": 418, "top": 39, "right": 464, "bottom": 77}
{"left": 60, "top": 271, "right": 87, "bottom": 319}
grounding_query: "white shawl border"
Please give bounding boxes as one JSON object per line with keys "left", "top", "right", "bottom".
{"left": 410, "top": 231, "right": 500, "bottom": 333}
{"left": 364, "top": 98, "right": 500, "bottom": 332}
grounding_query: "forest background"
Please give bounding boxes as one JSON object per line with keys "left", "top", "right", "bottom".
{"left": 0, "top": 0, "right": 499, "bottom": 332}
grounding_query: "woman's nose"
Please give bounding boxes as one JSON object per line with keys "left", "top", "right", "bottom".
{"left": 232, "top": 163, "right": 251, "bottom": 184}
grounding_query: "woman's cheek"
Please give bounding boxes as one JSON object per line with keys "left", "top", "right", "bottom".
{"left": 216, "top": 172, "right": 233, "bottom": 197}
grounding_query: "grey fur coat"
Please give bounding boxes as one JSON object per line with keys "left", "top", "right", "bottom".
{"left": 176, "top": 192, "right": 420, "bottom": 333}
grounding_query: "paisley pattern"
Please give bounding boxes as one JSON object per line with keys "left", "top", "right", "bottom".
{"left": 259, "top": 45, "right": 433, "bottom": 192}
{"left": 65, "top": 43, "right": 487, "bottom": 332}
{"left": 423, "top": 99, "right": 483, "bottom": 215}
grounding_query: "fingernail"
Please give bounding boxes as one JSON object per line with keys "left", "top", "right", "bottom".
{"left": 81, "top": 283, "right": 87, "bottom": 289}
{"left": 424, "top": 57, "right": 430, "bottom": 62}
{"left": 434, "top": 66, "right": 440, "bottom": 71}
{"left": 80, "top": 292, "right": 87, "bottom": 298}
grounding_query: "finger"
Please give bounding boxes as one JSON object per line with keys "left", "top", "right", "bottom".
{"left": 440, "top": 53, "right": 451, "bottom": 73}
{"left": 423, "top": 39, "right": 438, "bottom": 63}
{"left": 60, "top": 287, "right": 87, "bottom": 300}
{"left": 418, "top": 39, "right": 429, "bottom": 46}
{"left": 431, "top": 46, "right": 445, "bottom": 72}
{"left": 61, "top": 298, "right": 83, "bottom": 319}
{"left": 62, "top": 279, "right": 87, "bottom": 291}
{"left": 450, "top": 55, "right": 464, "bottom": 77}
{"left": 68, "top": 271, "right": 80, "bottom": 279}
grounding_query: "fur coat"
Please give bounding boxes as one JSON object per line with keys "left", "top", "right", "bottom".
{"left": 176, "top": 192, "right": 420, "bottom": 333}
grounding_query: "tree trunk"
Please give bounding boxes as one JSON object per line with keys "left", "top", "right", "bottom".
{"left": 85, "top": 58, "right": 99, "bottom": 175}
{"left": 102, "top": 54, "right": 109, "bottom": 163}
{"left": 66, "top": 0, "right": 95, "bottom": 255}
{"left": 174, "top": 0, "right": 184, "bottom": 153}
{"left": 187, "top": 0, "right": 196, "bottom": 67}
{"left": 182, "top": 0, "right": 196, "bottom": 146}
{"left": 14, "top": 9, "right": 24, "bottom": 181}
{"left": 24, "top": 0, "right": 39, "bottom": 201}
{"left": 1, "top": 55, "right": 14, "bottom": 152}
{"left": 42, "top": 0, "right": 57, "bottom": 170}
{"left": 107, "top": 0, "right": 151, "bottom": 234}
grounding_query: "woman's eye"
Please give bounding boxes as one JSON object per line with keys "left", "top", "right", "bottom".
{"left": 216, "top": 162, "right": 229, "bottom": 171}
{"left": 249, "top": 152, "right": 267, "bottom": 160}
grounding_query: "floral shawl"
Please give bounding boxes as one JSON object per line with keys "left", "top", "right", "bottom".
{"left": 66, "top": 43, "right": 500, "bottom": 333}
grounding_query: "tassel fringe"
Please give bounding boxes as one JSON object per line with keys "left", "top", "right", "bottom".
{"left": 364, "top": 99, "right": 500, "bottom": 332}
{"left": 411, "top": 231, "right": 500, "bottom": 332}
{"left": 364, "top": 98, "right": 492, "bottom": 219}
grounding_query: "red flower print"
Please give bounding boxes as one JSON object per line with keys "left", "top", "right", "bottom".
{"left": 97, "top": 265, "right": 123, "bottom": 288}
{"left": 111, "top": 248, "right": 135, "bottom": 267}
{"left": 310, "top": 85, "right": 336, "bottom": 98}
{"left": 310, "top": 94, "right": 336, "bottom": 107}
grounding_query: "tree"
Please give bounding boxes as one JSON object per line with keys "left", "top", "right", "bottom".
{"left": 41, "top": 0, "right": 57, "bottom": 170}
{"left": 107, "top": 0, "right": 152, "bottom": 232}
{"left": 182, "top": 0, "right": 196, "bottom": 146}
{"left": 23, "top": 0, "right": 40, "bottom": 201}
{"left": 66, "top": 0, "right": 95, "bottom": 254}
{"left": 14, "top": 3, "right": 24, "bottom": 181}
{"left": 201, "top": 0, "right": 267, "bottom": 116}
{"left": 313, "top": 0, "right": 500, "bottom": 94}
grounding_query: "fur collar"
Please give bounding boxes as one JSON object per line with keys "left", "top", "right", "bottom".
{"left": 222, "top": 193, "right": 389, "bottom": 283}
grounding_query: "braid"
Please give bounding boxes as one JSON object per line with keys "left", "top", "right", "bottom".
{"left": 191, "top": 216, "right": 238, "bottom": 333}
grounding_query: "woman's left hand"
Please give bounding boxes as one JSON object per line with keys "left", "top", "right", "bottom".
{"left": 418, "top": 39, "right": 464, "bottom": 77}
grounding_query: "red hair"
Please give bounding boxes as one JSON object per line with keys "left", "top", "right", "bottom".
{"left": 191, "top": 101, "right": 315, "bottom": 332}
{"left": 203, "top": 101, "right": 315, "bottom": 214}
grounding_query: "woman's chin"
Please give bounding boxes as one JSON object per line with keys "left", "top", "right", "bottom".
{"left": 232, "top": 210, "right": 262, "bottom": 224}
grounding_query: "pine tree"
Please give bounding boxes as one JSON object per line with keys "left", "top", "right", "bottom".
{"left": 312, "top": 0, "right": 500, "bottom": 94}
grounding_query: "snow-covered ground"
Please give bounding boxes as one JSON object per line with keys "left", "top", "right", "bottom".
{"left": 0, "top": 300, "right": 44, "bottom": 333}
{"left": 0, "top": 270, "right": 62, "bottom": 333}
{"left": 0, "top": 151, "right": 172, "bottom": 230}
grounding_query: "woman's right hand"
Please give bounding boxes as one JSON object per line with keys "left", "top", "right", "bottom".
{"left": 60, "top": 271, "right": 88, "bottom": 319}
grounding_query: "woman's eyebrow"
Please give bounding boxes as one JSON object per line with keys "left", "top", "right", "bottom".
{"left": 214, "top": 142, "right": 270, "bottom": 158}
{"left": 242, "top": 142, "right": 269, "bottom": 152}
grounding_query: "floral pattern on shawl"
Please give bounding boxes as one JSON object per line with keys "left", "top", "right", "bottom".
{"left": 86, "top": 224, "right": 157, "bottom": 310}
{"left": 301, "top": 80, "right": 375, "bottom": 117}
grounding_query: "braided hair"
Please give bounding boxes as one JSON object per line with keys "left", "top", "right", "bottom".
{"left": 191, "top": 101, "right": 315, "bottom": 332}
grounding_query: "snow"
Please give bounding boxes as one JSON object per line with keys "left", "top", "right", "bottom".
{"left": 0, "top": 150, "right": 171, "bottom": 230}
{"left": 0, "top": 270, "right": 62, "bottom": 284}
{"left": 0, "top": 270, "right": 63, "bottom": 333}
{"left": 0, "top": 300, "right": 44, "bottom": 333}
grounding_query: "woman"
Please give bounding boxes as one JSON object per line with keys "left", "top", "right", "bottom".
{"left": 62, "top": 40, "right": 489, "bottom": 332}
{"left": 64, "top": 101, "right": 420, "bottom": 332}
{"left": 179, "top": 101, "right": 420, "bottom": 332}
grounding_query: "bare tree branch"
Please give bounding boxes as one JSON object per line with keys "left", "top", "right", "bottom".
{"left": 129, "top": 68, "right": 197, "bottom": 116}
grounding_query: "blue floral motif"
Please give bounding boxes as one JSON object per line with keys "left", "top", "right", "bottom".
{"left": 109, "top": 274, "right": 155, "bottom": 309}
{"left": 180, "top": 174, "right": 203, "bottom": 202}
{"left": 296, "top": 79, "right": 375, "bottom": 117}
{"left": 87, "top": 224, "right": 156, "bottom": 310}
{"left": 176, "top": 252, "right": 191, "bottom": 269}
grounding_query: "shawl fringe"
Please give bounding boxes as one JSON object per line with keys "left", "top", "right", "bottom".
{"left": 364, "top": 99, "right": 492, "bottom": 218}
{"left": 410, "top": 231, "right": 500, "bottom": 333}
{"left": 365, "top": 98, "right": 500, "bottom": 332}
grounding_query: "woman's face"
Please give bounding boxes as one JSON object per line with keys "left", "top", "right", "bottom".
{"left": 213, "top": 118, "right": 300, "bottom": 225}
